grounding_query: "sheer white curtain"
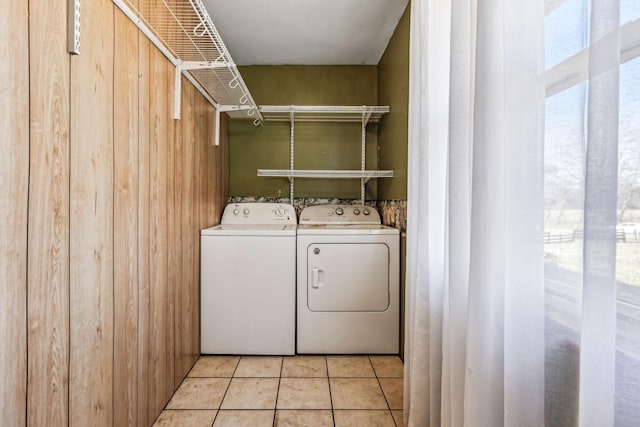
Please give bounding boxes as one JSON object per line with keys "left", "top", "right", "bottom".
{"left": 404, "top": 0, "right": 639, "bottom": 425}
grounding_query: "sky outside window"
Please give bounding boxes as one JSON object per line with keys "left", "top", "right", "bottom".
{"left": 544, "top": 0, "right": 640, "bottom": 287}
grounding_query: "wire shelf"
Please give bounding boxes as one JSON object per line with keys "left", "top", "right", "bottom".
{"left": 256, "top": 105, "right": 391, "bottom": 202}
{"left": 260, "top": 105, "right": 389, "bottom": 123}
{"left": 119, "top": 0, "right": 261, "bottom": 123}
{"left": 258, "top": 169, "right": 394, "bottom": 182}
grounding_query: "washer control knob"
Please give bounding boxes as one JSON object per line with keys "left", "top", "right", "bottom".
{"left": 233, "top": 208, "right": 240, "bottom": 215}
{"left": 363, "top": 208, "right": 371, "bottom": 215}
{"left": 275, "top": 207, "right": 285, "bottom": 217}
{"left": 243, "top": 208, "right": 250, "bottom": 215}
{"left": 335, "top": 207, "right": 344, "bottom": 216}
{"left": 353, "top": 208, "right": 360, "bottom": 215}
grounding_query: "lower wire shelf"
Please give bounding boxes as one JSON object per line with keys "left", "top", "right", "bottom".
{"left": 257, "top": 169, "right": 394, "bottom": 183}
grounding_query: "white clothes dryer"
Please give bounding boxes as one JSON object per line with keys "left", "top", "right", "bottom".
{"left": 200, "top": 202, "right": 296, "bottom": 355}
{"left": 296, "top": 205, "right": 400, "bottom": 354}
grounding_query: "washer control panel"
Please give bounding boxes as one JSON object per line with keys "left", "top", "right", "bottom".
{"left": 299, "top": 205, "right": 380, "bottom": 225}
{"left": 221, "top": 203, "right": 297, "bottom": 225}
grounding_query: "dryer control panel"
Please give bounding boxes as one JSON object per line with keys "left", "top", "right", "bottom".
{"left": 221, "top": 203, "right": 296, "bottom": 225}
{"left": 299, "top": 205, "right": 380, "bottom": 225}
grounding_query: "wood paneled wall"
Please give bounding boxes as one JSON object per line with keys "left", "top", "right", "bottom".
{"left": 114, "top": 8, "right": 140, "bottom": 427}
{"left": 0, "top": 1, "right": 229, "bottom": 426}
{"left": 27, "top": 0, "right": 70, "bottom": 425}
{"left": 0, "top": 0, "right": 29, "bottom": 425}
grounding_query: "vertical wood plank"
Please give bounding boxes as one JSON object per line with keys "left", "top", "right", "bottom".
{"left": 186, "top": 81, "right": 198, "bottom": 368}
{"left": 206, "top": 105, "right": 217, "bottom": 224}
{"left": 172, "top": 83, "right": 184, "bottom": 389}
{"left": 27, "top": 0, "right": 70, "bottom": 425}
{"left": 176, "top": 78, "right": 196, "bottom": 381}
{"left": 214, "top": 114, "right": 222, "bottom": 220}
{"left": 219, "top": 113, "right": 230, "bottom": 211}
{"left": 198, "top": 93, "right": 209, "bottom": 229}
{"left": 148, "top": 46, "right": 171, "bottom": 418}
{"left": 164, "top": 56, "right": 177, "bottom": 397}
{"left": 137, "top": 33, "right": 151, "bottom": 427}
{"left": 166, "top": 10, "right": 180, "bottom": 389}
{"left": 69, "top": 0, "right": 114, "bottom": 425}
{"left": 0, "top": 0, "right": 29, "bottom": 425}
{"left": 194, "top": 92, "right": 207, "bottom": 359}
{"left": 114, "top": 8, "right": 139, "bottom": 427}
{"left": 167, "top": 83, "right": 178, "bottom": 389}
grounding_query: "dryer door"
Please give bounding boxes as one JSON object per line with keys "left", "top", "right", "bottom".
{"left": 307, "top": 243, "right": 389, "bottom": 312}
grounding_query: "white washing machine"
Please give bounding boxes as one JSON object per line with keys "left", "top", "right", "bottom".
{"left": 200, "top": 202, "right": 296, "bottom": 355}
{"left": 296, "top": 205, "right": 400, "bottom": 354}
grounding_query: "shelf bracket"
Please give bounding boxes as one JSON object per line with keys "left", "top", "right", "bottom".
{"left": 213, "top": 105, "right": 254, "bottom": 146}
{"left": 174, "top": 60, "right": 227, "bottom": 120}
{"left": 68, "top": 0, "right": 81, "bottom": 54}
{"left": 362, "top": 110, "right": 374, "bottom": 127}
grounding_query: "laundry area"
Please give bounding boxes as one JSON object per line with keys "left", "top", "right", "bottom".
{"left": 6, "top": 0, "right": 639, "bottom": 425}
{"left": 1, "top": 0, "right": 409, "bottom": 426}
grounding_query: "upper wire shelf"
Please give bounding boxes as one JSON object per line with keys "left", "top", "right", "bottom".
{"left": 119, "top": 0, "right": 262, "bottom": 124}
{"left": 260, "top": 105, "right": 389, "bottom": 124}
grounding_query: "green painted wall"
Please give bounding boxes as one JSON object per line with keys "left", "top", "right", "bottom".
{"left": 228, "top": 6, "right": 410, "bottom": 201}
{"left": 229, "top": 66, "right": 379, "bottom": 198}
{"left": 378, "top": 3, "right": 410, "bottom": 359}
{"left": 378, "top": 3, "right": 410, "bottom": 200}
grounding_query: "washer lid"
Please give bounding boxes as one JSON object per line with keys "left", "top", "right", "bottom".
{"left": 201, "top": 224, "right": 297, "bottom": 236}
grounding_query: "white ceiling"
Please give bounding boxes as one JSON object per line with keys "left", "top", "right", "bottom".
{"left": 202, "top": 0, "right": 410, "bottom": 65}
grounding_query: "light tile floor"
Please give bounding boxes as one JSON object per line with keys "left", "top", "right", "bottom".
{"left": 153, "top": 355, "right": 404, "bottom": 427}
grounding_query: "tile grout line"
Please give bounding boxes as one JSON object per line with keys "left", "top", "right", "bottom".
{"left": 272, "top": 357, "right": 284, "bottom": 427}
{"left": 369, "top": 355, "right": 398, "bottom": 426}
{"left": 325, "top": 356, "right": 337, "bottom": 426}
{"left": 210, "top": 356, "right": 242, "bottom": 426}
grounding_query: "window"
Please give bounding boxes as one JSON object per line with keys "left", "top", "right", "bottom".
{"left": 543, "top": 2, "right": 640, "bottom": 423}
